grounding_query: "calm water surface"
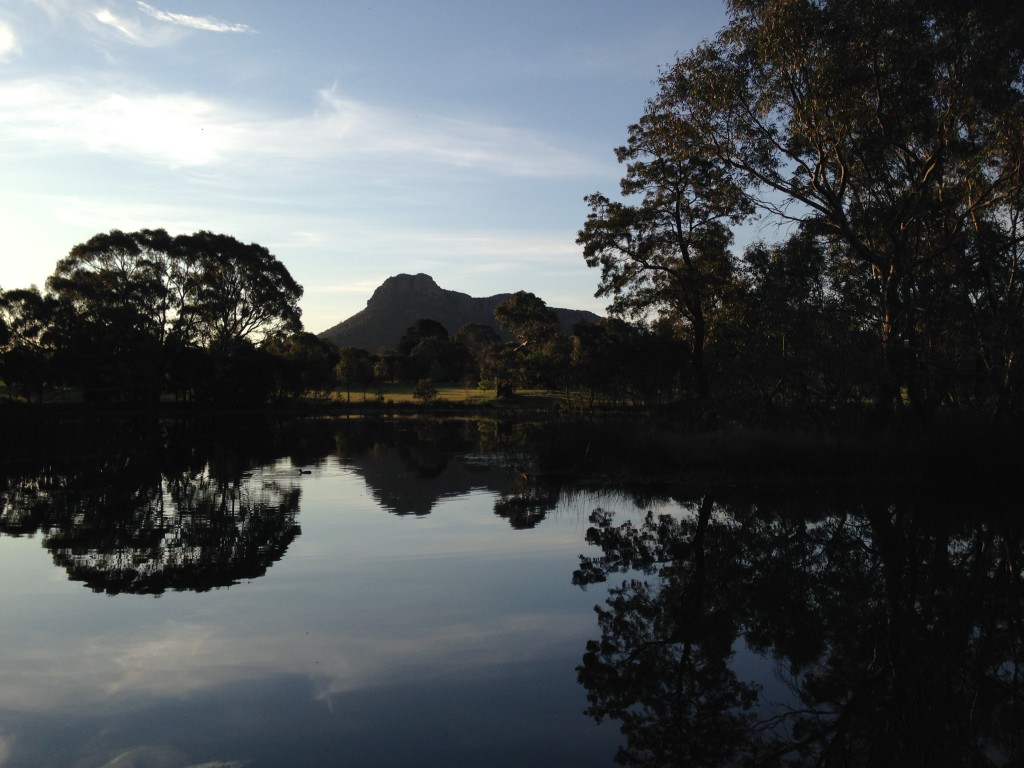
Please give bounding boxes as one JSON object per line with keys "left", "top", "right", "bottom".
{"left": 0, "top": 416, "right": 1020, "bottom": 767}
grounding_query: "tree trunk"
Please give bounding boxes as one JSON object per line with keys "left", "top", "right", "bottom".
{"left": 690, "top": 309, "right": 710, "bottom": 399}
{"left": 879, "top": 265, "right": 905, "bottom": 419}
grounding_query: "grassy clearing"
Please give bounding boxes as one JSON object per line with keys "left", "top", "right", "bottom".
{"left": 317, "top": 385, "right": 569, "bottom": 409}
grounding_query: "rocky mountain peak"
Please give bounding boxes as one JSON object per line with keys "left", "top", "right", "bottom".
{"left": 367, "top": 273, "right": 441, "bottom": 306}
{"left": 319, "top": 273, "right": 601, "bottom": 352}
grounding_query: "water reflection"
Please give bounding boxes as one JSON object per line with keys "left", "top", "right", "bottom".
{"left": 574, "top": 491, "right": 1024, "bottom": 766}
{"left": 1, "top": 414, "right": 1019, "bottom": 765}
{"left": 332, "top": 419, "right": 524, "bottom": 516}
{"left": 0, "top": 415, "right": 619, "bottom": 767}
{"left": 0, "top": 416, "right": 549, "bottom": 592}
{"left": 0, "top": 415, "right": 328, "bottom": 594}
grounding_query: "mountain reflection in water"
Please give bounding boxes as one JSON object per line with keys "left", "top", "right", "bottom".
{"left": 0, "top": 414, "right": 1019, "bottom": 766}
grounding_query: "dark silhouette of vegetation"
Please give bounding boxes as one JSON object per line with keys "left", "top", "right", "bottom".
{"left": 0, "top": 229, "right": 320, "bottom": 406}
{"left": 574, "top": 490, "right": 1024, "bottom": 766}
{"left": 0, "top": 414, "right": 336, "bottom": 593}
{"left": 412, "top": 378, "right": 439, "bottom": 403}
{"left": 579, "top": 0, "right": 1024, "bottom": 423}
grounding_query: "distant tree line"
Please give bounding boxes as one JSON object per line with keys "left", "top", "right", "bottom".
{"left": 332, "top": 290, "right": 694, "bottom": 409}
{"left": 0, "top": 229, "right": 337, "bottom": 405}
{"left": 0, "top": 227, "right": 687, "bottom": 410}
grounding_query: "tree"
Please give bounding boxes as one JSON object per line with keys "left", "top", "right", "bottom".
{"left": 181, "top": 231, "right": 303, "bottom": 354}
{"left": 577, "top": 102, "right": 751, "bottom": 399}
{"left": 494, "top": 291, "right": 559, "bottom": 349}
{"left": 264, "top": 332, "right": 339, "bottom": 399}
{"left": 334, "top": 347, "right": 375, "bottom": 402}
{"left": 412, "top": 378, "right": 439, "bottom": 404}
{"left": 492, "top": 292, "right": 568, "bottom": 392}
{"left": 395, "top": 319, "right": 453, "bottom": 382}
{"left": 43, "top": 229, "right": 305, "bottom": 403}
{"left": 0, "top": 287, "right": 57, "bottom": 402}
{"left": 47, "top": 229, "right": 173, "bottom": 401}
{"left": 396, "top": 319, "right": 449, "bottom": 356}
{"left": 653, "top": 0, "right": 1024, "bottom": 414}
{"left": 452, "top": 322, "right": 502, "bottom": 386}
{"left": 722, "top": 228, "right": 877, "bottom": 423}
{"left": 571, "top": 318, "right": 685, "bottom": 408}
{"left": 453, "top": 322, "right": 501, "bottom": 358}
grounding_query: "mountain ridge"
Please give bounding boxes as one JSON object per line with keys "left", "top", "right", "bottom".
{"left": 318, "top": 273, "right": 602, "bottom": 352}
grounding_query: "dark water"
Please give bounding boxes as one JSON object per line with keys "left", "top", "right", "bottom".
{"left": 0, "top": 416, "right": 1020, "bottom": 767}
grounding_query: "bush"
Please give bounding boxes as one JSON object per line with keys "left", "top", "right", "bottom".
{"left": 412, "top": 378, "right": 438, "bottom": 404}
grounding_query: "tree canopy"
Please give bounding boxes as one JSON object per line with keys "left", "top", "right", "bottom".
{"left": 4, "top": 228, "right": 309, "bottom": 404}
{"left": 580, "top": 0, "right": 1024, "bottom": 418}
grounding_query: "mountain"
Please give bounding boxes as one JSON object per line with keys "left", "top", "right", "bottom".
{"left": 318, "top": 273, "right": 602, "bottom": 352}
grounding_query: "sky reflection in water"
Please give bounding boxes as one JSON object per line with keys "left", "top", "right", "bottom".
{"left": 0, "top": 424, "right": 627, "bottom": 767}
{"left": 2, "top": 417, "right": 1020, "bottom": 767}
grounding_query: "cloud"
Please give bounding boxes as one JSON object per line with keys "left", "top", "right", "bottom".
{"left": 0, "top": 19, "right": 16, "bottom": 58}
{"left": 0, "top": 79, "right": 234, "bottom": 165}
{"left": 0, "top": 77, "right": 598, "bottom": 177}
{"left": 0, "top": 605, "right": 588, "bottom": 712}
{"left": 136, "top": 2, "right": 254, "bottom": 34}
{"left": 93, "top": 8, "right": 141, "bottom": 42}
{"left": 309, "top": 84, "right": 599, "bottom": 178}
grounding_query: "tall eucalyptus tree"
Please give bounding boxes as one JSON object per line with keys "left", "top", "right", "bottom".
{"left": 653, "top": 0, "right": 1024, "bottom": 413}
{"left": 578, "top": 103, "right": 752, "bottom": 399}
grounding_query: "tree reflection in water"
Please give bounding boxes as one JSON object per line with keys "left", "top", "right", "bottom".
{"left": 574, "top": 492, "right": 1024, "bottom": 767}
{"left": 0, "top": 416, "right": 319, "bottom": 594}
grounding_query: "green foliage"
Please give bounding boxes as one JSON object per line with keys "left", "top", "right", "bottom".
{"left": 571, "top": 318, "right": 685, "bottom": 407}
{"left": 577, "top": 99, "right": 751, "bottom": 398}
{"left": 390, "top": 318, "right": 477, "bottom": 384}
{"left": 490, "top": 292, "right": 569, "bottom": 393}
{"left": 396, "top": 318, "right": 449, "bottom": 356}
{"left": 494, "top": 291, "right": 559, "bottom": 348}
{"left": 265, "top": 332, "right": 339, "bottom": 399}
{"left": 334, "top": 346, "right": 375, "bottom": 401}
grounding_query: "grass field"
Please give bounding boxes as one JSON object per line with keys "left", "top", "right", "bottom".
{"left": 319, "top": 384, "right": 569, "bottom": 410}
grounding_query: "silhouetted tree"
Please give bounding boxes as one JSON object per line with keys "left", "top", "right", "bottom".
{"left": 334, "top": 346, "right": 375, "bottom": 401}
{"left": 492, "top": 292, "right": 568, "bottom": 392}
{"left": 0, "top": 287, "right": 57, "bottom": 402}
{"left": 643, "top": 0, "right": 1024, "bottom": 416}
{"left": 577, "top": 94, "right": 751, "bottom": 400}
{"left": 265, "top": 332, "right": 339, "bottom": 399}
{"left": 40, "top": 229, "right": 304, "bottom": 404}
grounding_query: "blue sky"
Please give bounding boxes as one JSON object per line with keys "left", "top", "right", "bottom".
{"left": 0, "top": 0, "right": 727, "bottom": 333}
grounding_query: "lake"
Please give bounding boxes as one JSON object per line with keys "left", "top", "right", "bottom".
{"left": 0, "top": 415, "right": 1020, "bottom": 767}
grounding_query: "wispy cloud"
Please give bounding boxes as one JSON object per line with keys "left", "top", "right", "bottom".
{"left": 0, "top": 77, "right": 597, "bottom": 177}
{"left": 136, "top": 2, "right": 254, "bottom": 34}
{"left": 93, "top": 7, "right": 141, "bottom": 42}
{"left": 310, "top": 84, "right": 599, "bottom": 178}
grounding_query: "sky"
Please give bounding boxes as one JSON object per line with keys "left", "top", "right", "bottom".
{"left": 0, "top": 0, "right": 728, "bottom": 334}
